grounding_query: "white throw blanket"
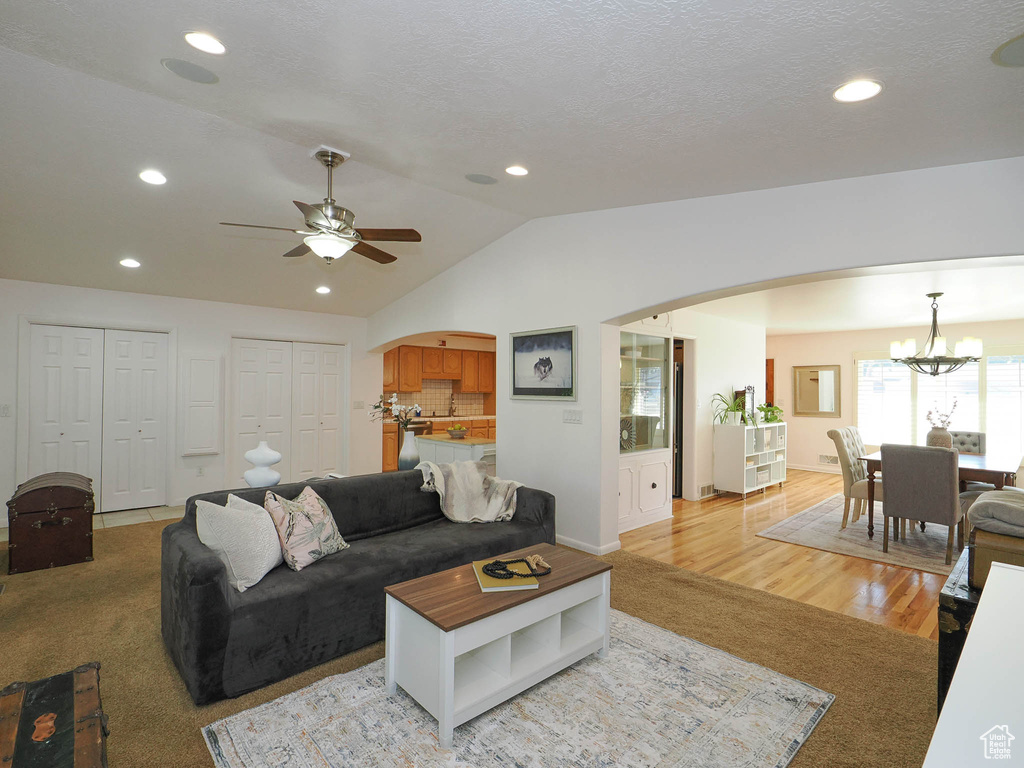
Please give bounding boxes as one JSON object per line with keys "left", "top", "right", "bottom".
{"left": 968, "top": 487, "right": 1024, "bottom": 537}
{"left": 416, "top": 460, "right": 522, "bottom": 523}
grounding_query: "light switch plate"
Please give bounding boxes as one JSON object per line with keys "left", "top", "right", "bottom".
{"left": 562, "top": 409, "right": 583, "bottom": 424}
{"left": 353, "top": 400, "right": 365, "bottom": 410}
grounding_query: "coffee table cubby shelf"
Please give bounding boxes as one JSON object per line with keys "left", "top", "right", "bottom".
{"left": 713, "top": 422, "right": 787, "bottom": 498}
{"left": 385, "top": 569, "right": 611, "bottom": 748}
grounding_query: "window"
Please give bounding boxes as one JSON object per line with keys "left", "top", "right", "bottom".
{"left": 987, "top": 355, "right": 1024, "bottom": 456}
{"left": 856, "top": 359, "right": 911, "bottom": 445}
{"left": 857, "top": 355, "right": 1024, "bottom": 452}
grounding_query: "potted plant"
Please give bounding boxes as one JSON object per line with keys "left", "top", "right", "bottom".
{"left": 711, "top": 392, "right": 746, "bottom": 425}
{"left": 756, "top": 403, "right": 784, "bottom": 423}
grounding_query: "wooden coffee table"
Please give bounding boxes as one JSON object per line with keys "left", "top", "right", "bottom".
{"left": 384, "top": 543, "right": 612, "bottom": 748}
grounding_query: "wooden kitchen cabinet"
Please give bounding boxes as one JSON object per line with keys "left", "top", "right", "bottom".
{"left": 457, "top": 351, "right": 480, "bottom": 393}
{"left": 479, "top": 351, "right": 495, "bottom": 393}
{"left": 422, "top": 347, "right": 445, "bottom": 377}
{"left": 470, "top": 419, "right": 488, "bottom": 438}
{"left": 488, "top": 418, "right": 496, "bottom": 439}
{"left": 382, "top": 423, "right": 398, "bottom": 472}
{"left": 397, "top": 346, "right": 423, "bottom": 392}
{"left": 382, "top": 347, "right": 398, "bottom": 391}
{"left": 443, "top": 348, "right": 462, "bottom": 377}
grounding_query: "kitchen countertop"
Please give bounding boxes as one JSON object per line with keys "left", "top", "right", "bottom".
{"left": 416, "top": 434, "right": 497, "bottom": 446}
{"left": 410, "top": 416, "right": 495, "bottom": 424}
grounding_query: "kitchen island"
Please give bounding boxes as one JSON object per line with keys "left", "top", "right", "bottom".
{"left": 416, "top": 434, "right": 497, "bottom": 475}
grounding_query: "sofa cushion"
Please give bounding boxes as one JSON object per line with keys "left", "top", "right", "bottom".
{"left": 195, "top": 495, "right": 282, "bottom": 592}
{"left": 264, "top": 486, "right": 349, "bottom": 571}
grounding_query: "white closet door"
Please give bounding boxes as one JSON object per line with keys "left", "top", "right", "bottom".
{"left": 101, "top": 330, "right": 168, "bottom": 511}
{"left": 231, "top": 339, "right": 292, "bottom": 485}
{"left": 291, "top": 343, "right": 346, "bottom": 479}
{"left": 28, "top": 325, "right": 104, "bottom": 489}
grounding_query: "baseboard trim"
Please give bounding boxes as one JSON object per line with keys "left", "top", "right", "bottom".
{"left": 788, "top": 463, "right": 841, "bottom": 475}
{"left": 555, "top": 534, "right": 622, "bottom": 556}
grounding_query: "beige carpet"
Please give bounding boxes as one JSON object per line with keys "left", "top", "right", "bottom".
{"left": 757, "top": 493, "right": 958, "bottom": 575}
{"left": 0, "top": 521, "right": 937, "bottom": 767}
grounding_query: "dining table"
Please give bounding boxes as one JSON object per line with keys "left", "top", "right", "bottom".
{"left": 858, "top": 449, "right": 1021, "bottom": 538}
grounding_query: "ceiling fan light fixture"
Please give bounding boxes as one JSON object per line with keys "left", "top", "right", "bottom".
{"left": 303, "top": 233, "right": 355, "bottom": 262}
{"left": 184, "top": 32, "right": 226, "bottom": 55}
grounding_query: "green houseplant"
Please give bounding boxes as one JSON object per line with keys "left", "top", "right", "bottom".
{"left": 711, "top": 392, "right": 746, "bottom": 425}
{"left": 756, "top": 403, "right": 784, "bottom": 423}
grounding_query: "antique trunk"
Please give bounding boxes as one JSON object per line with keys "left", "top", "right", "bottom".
{"left": 937, "top": 547, "right": 980, "bottom": 714}
{"left": 0, "top": 662, "right": 108, "bottom": 767}
{"left": 969, "top": 527, "right": 1024, "bottom": 589}
{"left": 7, "top": 472, "right": 95, "bottom": 575}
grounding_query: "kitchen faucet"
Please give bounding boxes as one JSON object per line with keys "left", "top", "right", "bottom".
{"left": 448, "top": 394, "right": 456, "bottom": 417}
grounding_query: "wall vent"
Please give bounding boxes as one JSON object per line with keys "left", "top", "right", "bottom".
{"left": 699, "top": 484, "right": 715, "bottom": 498}
{"left": 818, "top": 454, "right": 839, "bottom": 465}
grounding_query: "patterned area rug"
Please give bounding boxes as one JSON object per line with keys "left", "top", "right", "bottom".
{"left": 204, "top": 611, "right": 833, "bottom": 768}
{"left": 757, "top": 493, "right": 957, "bottom": 575}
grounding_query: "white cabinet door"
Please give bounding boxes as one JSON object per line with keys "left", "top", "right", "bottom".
{"left": 231, "top": 339, "right": 292, "bottom": 485}
{"left": 28, "top": 325, "right": 104, "bottom": 489}
{"left": 618, "top": 466, "right": 635, "bottom": 521}
{"left": 291, "top": 343, "right": 346, "bottom": 480}
{"left": 638, "top": 460, "right": 670, "bottom": 513}
{"left": 101, "top": 330, "right": 168, "bottom": 511}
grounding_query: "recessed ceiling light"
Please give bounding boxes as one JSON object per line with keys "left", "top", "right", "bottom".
{"left": 120, "top": 258, "right": 141, "bottom": 268}
{"left": 993, "top": 33, "right": 1024, "bottom": 67}
{"left": 138, "top": 169, "right": 167, "bottom": 185}
{"left": 466, "top": 173, "right": 499, "bottom": 185}
{"left": 832, "top": 79, "right": 883, "bottom": 103}
{"left": 316, "top": 286, "right": 331, "bottom": 295}
{"left": 184, "top": 32, "right": 226, "bottom": 55}
{"left": 161, "top": 58, "right": 219, "bottom": 84}
{"left": 505, "top": 165, "right": 528, "bottom": 176}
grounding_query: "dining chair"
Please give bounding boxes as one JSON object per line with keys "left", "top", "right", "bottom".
{"left": 949, "top": 430, "right": 998, "bottom": 496}
{"left": 827, "top": 426, "right": 883, "bottom": 529}
{"left": 880, "top": 444, "right": 966, "bottom": 564}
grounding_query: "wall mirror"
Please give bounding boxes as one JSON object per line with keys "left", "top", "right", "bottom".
{"left": 792, "top": 365, "right": 841, "bottom": 417}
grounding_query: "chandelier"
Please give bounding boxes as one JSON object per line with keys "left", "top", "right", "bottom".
{"left": 890, "top": 293, "right": 982, "bottom": 376}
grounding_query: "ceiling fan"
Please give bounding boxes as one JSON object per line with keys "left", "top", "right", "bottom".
{"left": 220, "top": 150, "right": 420, "bottom": 265}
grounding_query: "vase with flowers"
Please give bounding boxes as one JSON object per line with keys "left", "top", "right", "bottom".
{"left": 926, "top": 398, "right": 957, "bottom": 449}
{"left": 370, "top": 393, "right": 422, "bottom": 470}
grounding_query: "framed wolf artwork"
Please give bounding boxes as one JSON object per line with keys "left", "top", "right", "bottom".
{"left": 509, "top": 326, "right": 577, "bottom": 400}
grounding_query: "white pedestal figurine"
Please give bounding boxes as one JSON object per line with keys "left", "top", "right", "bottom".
{"left": 244, "top": 440, "right": 283, "bottom": 487}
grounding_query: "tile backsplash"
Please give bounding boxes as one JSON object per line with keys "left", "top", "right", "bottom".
{"left": 392, "top": 379, "right": 487, "bottom": 417}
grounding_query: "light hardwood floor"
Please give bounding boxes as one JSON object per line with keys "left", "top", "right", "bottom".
{"left": 619, "top": 469, "right": 943, "bottom": 640}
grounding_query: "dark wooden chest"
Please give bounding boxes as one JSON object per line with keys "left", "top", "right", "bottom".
{"left": 0, "top": 662, "right": 108, "bottom": 768}
{"left": 937, "top": 546, "right": 980, "bottom": 714}
{"left": 7, "top": 473, "right": 95, "bottom": 575}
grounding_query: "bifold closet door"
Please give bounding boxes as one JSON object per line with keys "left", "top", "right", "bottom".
{"left": 231, "top": 339, "right": 293, "bottom": 484}
{"left": 101, "top": 330, "right": 169, "bottom": 512}
{"left": 28, "top": 325, "right": 104, "bottom": 488}
{"left": 291, "top": 342, "right": 345, "bottom": 479}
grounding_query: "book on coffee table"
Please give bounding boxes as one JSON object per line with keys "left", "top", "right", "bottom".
{"left": 472, "top": 559, "right": 539, "bottom": 592}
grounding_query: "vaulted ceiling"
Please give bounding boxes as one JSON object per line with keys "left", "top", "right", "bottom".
{"left": 2, "top": 0, "right": 1023, "bottom": 315}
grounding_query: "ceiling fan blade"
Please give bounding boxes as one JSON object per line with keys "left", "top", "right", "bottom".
{"left": 293, "top": 200, "right": 332, "bottom": 229}
{"left": 352, "top": 241, "right": 398, "bottom": 264}
{"left": 356, "top": 228, "right": 422, "bottom": 242}
{"left": 282, "top": 243, "right": 311, "bottom": 259}
{"left": 220, "top": 222, "right": 305, "bottom": 233}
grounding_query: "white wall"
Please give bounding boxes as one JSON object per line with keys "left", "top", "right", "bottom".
{"left": 367, "top": 156, "right": 1024, "bottom": 553}
{"left": 0, "top": 278, "right": 381, "bottom": 524}
{"left": 768, "top": 318, "right": 1024, "bottom": 471}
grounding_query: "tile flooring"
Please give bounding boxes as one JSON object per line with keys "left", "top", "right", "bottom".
{"left": 0, "top": 505, "right": 184, "bottom": 542}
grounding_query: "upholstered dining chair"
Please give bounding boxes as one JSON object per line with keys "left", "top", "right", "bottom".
{"left": 880, "top": 444, "right": 966, "bottom": 564}
{"left": 827, "top": 427, "right": 883, "bottom": 529}
{"left": 949, "top": 430, "right": 998, "bottom": 496}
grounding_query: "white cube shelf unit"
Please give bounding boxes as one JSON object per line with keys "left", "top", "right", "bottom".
{"left": 713, "top": 422, "right": 787, "bottom": 498}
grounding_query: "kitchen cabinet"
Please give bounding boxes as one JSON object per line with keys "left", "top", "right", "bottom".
{"left": 488, "top": 418, "right": 496, "bottom": 439}
{"left": 422, "top": 347, "right": 445, "bottom": 377}
{"left": 382, "top": 348, "right": 398, "bottom": 391}
{"left": 382, "top": 423, "right": 398, "bottom": 472}
{"left": 397, "top": 346, "right": 423, "bottom": 392}
{"left": 457, "top": 351, "right": 480, "bottom": 393}
{"left": 470, "top": 419, "right": 488, "bottom": 438}
{"left": 443, "top": 349, "right": 462, "bottom": 377}
{"left": 479, "top": 351, "right": 495, "bottom": 393}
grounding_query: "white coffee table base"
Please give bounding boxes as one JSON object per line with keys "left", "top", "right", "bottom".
{"left": 385, "top": 571, "right": 611, "bottom": 748}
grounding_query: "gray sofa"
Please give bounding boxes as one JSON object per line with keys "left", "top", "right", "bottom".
{"left": 161, "top": 470, "right": 555, "bottom": 705}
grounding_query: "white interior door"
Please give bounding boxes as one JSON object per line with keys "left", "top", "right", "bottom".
{"left": 28, "top": 325, "right": 104, "bottom": 491}
{"left": 101, "top": 330, "right": 168, "bottom": 512}
{"left": 231, "top": 339, "right": 292, "bottom": 485}
{"left": 291, "top": 343, "right": 345, "bottom": 479}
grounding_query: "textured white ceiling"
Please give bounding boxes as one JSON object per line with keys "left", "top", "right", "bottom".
{"left": 691, "top": 257, "right": 1024, "bottom": 334}
{"left": 1, "top": 0, "right": 1023, "bottom": 314}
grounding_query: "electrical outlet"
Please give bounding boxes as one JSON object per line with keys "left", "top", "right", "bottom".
{"left": 562, "top": 409, "right": 583, "bottom": 424}
{"left": 0, "top": 404, "right": 10, "bottom": 417}
{"left": 353, "top": 400, "right": 365, "bottom": 411}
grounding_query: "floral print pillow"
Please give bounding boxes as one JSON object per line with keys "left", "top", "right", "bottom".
{"left": 264, "top": 486, "right": 348, "bottom": 571}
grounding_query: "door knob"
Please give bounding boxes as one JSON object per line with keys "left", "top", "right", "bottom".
{"left": 138, "top": 429, "right": 142, "bottom": 433}
{"left": 651, "top": 482, "right": 657, "bottom": 489}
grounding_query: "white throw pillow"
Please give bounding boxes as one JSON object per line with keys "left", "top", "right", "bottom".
{"left": 196, "top": 494, "right": 284, "bottom": 592}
